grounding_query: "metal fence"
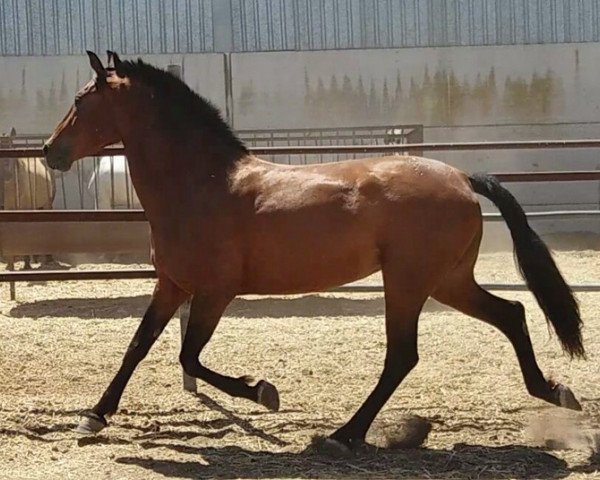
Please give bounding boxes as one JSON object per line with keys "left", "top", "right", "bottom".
{"left": 0, "top": 0, "right": 214, "bottom": 55}
{"left": 0, "top": 125, "right": 422, "bottom": 210}
{"left": 229, "top": 0, "right": 600, "bottom": 51}
{"left": 2, "top": 0, "right": 600, "bottom": 56}
{"left": 0, "top": 139, "right": 599, "bottom": 294}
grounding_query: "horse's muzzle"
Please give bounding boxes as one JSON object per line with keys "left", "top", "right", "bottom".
{"left": 43, "top": 142, "right": 72, "bottom": 172}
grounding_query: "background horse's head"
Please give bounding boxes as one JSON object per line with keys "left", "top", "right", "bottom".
{"left": 0, "top": 128, "right": 17, "bottom": 201}
{"left": 43, "top": 51, "right": 125, "bottom": 172}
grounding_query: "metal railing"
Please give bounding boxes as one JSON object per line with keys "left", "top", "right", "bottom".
{"left": 0, "top": 139, "right": 598, "bottom": 293}
{"left": 0, "top": 126, "right": 424, "bottom": 210}
{"left": 8, "top": 138, "right": 600, "bottom": 158}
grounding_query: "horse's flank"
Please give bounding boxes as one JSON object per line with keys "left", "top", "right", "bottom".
{"left": 217, "top": 154, "right": 479, "bottom": 295}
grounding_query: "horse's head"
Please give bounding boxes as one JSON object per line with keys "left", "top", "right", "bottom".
{"left": 44, "top": 51, "right": 126, "bottom": 172}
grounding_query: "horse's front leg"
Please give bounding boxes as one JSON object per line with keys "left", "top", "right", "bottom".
{"left": 76, "top": 276, "right": 188, "bottom": 433}
{"left": 179, "top": 293, "right": 280, "bottom": 411}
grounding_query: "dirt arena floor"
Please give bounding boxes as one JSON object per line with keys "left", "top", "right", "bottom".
{"left": 0, "top": 244, "right": 599, "bottom": 479}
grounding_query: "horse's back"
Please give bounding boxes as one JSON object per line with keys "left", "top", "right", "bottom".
{"left": 237, "top": 155, "right": 478, "bottom": 221}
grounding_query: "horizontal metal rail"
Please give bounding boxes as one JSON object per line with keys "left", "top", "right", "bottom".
{"left": 0, "top": 209, "right": 597, "bottom": 222}
{"left": 247, "top": 139, "right": 600, "bottom": 154}
{"left": 492, "top": 171, "right": 600, "bottom": 182}
{"left": 1, "top": 139, "right": 598, "bottom": 294}
{"left": 0, "top": 210, "right": 148, "bottom": 222}
{"left": 0, "top": 269, "right": 598, "bottom": 293}
{"left": 6, "top": 138, "right": 600, "bottom": 158}
{"left": 0, "top": 270, "right": 156, "bottom": 282}
{"left": 333, "top": 284, "right": 600, "bottom": 293}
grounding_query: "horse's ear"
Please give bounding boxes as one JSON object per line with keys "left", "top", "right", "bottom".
{"left": 112, "top": 51, "right": 122, "bottom": 68}
{"left": 107, "top": 50, "right": 124, "bottom": 74}
{"left": 9, "top": 127, "right": 16, "bottom": 138}
{"left": 87, "top": 50, "right": 106, "bottom": 79}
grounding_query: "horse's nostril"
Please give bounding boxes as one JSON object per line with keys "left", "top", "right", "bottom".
{"left": 42, "top": 144, "right": 49, "bottom": 155}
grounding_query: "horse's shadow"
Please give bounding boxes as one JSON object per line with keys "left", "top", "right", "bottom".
{"left": 8, "top": 293, "right": 450, "bottom": 320}
{"left": 115, "top": 441, "right": 593, "bottom": 480}
{"left": 112, "top": 392, "right": 600, "bottom": 479}
{"left": 7, "top": 392, "right": 599, "bottom": 479}
{"left": 115, "top": 391, "right": 599, "bottom": 478}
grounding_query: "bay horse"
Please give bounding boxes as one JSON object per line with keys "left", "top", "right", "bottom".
{"left": 43, "top": 51, "right": 585, "bottom": 454}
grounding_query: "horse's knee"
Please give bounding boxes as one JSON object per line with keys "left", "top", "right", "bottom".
{"left": 385, "top": 348, "right": 418, "bottom": 379}
{"left": 511, "top": 300, "right": 525, "bottom": 319}
{"left": 402, "top": 350, "right": 419, "bottom": 373}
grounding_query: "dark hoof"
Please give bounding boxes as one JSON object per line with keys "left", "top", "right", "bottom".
{"left": 554, "top": 384, "right": 582, "bottom": 411}
{"left": 256, "top": 380, "right": 280, "bottom": 411}
{"left": 318, "top": 437, "right": 355, "bottom": 458}
{"left": 74, "top": 411, "right": 108, "bottom": 435}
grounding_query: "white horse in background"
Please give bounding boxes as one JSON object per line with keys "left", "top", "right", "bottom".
{"left": 1, "top": 155, "right": 56, "bottom": 269}
{"left": 87, "top": 155, "right": 141, "bottom": 209}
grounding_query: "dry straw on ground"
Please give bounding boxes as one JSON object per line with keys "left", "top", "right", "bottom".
{"left": 0, "top": 244, "right": 599, "bottom": 479}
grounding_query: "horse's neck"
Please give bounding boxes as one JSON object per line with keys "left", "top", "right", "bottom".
{"left": 122, "top": 136, "right": 234, "bottom": 223}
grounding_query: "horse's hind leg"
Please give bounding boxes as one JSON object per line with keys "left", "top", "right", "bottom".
{"left": 327, "top": 269, "right": 428, "bottom": 452}
{"left": 433, "top": 273, "right": 581, "bottom": 411}
{"left": 178, "top": 294, "right": 280, "bottom": 411}
{"left": 76, "top": 276, "right": 188, "bottom": 433}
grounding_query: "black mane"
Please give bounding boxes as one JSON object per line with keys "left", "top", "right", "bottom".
{"left": 116, "top": 59, "right": 248, "bottom": 155}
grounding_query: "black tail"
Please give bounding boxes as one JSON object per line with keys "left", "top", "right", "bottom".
{"left": 469, "top": 173, "right": 584, "bottom": 359}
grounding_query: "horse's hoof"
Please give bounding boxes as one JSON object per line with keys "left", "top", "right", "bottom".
{"left": 319, "top": 437, "right": 354, "bottom": 458}
{"left": 555, "top": 384, "right": 582, "bottom": 411}
{"left": 74, "top": 412, "right": 107, "bottom": 435}
{"left": 256, "top": 380, "right": 280, "bottom": 412}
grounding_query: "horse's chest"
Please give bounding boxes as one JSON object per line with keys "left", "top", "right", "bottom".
{"left": 150, "top": 225, "right": 243, "bottom": 294}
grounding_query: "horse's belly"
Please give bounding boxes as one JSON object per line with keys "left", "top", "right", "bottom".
{"left": 240, "top": 239, "right": 380, "bottom": 294}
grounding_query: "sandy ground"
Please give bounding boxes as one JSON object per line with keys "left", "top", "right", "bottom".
{"left": 0, "top": 249, "right": 599, "bottom": 479}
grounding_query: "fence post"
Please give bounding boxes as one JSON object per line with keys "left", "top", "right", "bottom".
{"left": 223, "top": 53, "right": 235, "bottom": 128}
{"left": 178, "top": 299, "right": 197, "bottom": 392}
{"left": 407, "top": 125, "right": 424, "bottom": 157}
{"left": 0, "top": 130, "right": 16, "bottom": 300}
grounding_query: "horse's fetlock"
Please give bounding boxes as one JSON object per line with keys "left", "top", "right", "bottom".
{"left": 179, "top": 353, "right": 198, "bottom": 376}
{"left": 525, "top": 379, "right": 549, "bottom": 400}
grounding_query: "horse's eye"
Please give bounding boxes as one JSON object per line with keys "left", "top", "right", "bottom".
{"left": 74, "top": 97, "right": 82, "bottom": 107}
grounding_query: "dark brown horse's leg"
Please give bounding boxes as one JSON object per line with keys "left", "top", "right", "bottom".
{"left": 433, "top": 278, "right": 581, "bottom": 411}
{"left": 179, "top": 294, "right": 280, "bottom": 411}
{"left": 327, "top": 288, "right": 426, "bottom": 452}
{"left": 76, "top": 277, "right": 188, "bottom": 434}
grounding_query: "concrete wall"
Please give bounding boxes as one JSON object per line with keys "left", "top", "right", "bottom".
{"left": 0, "top": 42, "right": 598, "bottom": 233}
